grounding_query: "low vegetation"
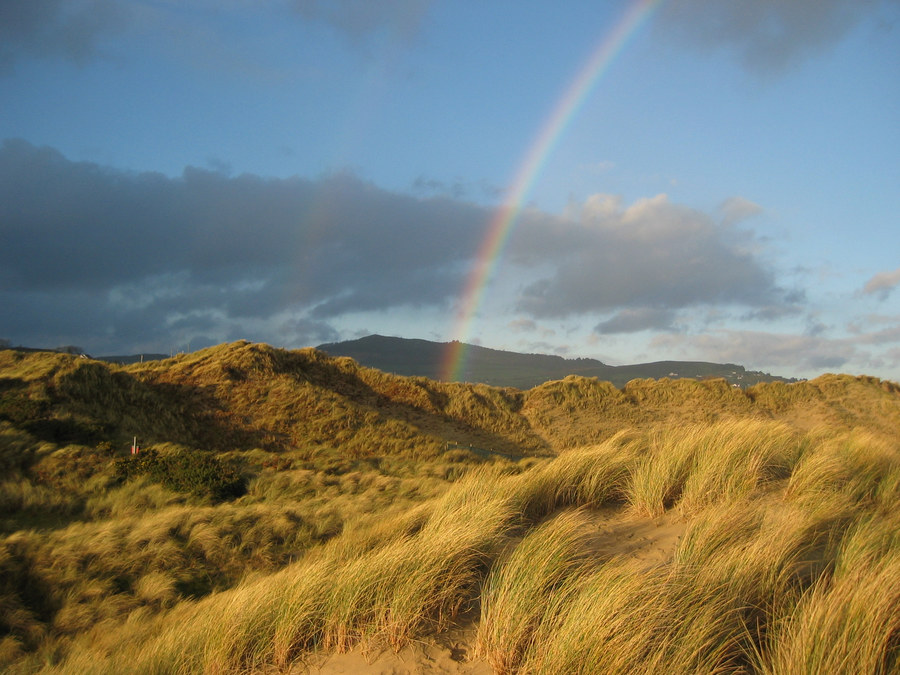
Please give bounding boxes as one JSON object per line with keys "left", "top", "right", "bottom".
{"left": 0, "top": 342, "right": 898, "bottom": 673}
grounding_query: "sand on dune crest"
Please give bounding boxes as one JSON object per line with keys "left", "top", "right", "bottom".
{"left": 301, "top": 623, "right": 490, "bottom": 674}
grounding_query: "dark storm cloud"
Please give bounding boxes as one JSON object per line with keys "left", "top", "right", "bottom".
{"left": 510, "top": 194, "right": 784, "bottom": 319}
{"left": 0, "top": 140, "right": 482, "bottom": 295}
{"left": 0, "top": 139, "right": 483, "bottom": 351}
{"left": 0, "top": 0, "right": 129, "bottom": 72}
{"left": 659, "top": 0, "right": 898, "bottom": 72}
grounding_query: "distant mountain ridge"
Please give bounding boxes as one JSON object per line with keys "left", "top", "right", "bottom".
{"left": 316, "top": 335, "right": 797, "bottom": 389}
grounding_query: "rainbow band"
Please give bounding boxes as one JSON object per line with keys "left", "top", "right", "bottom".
{"left": 440, "top": 0, "right": 662, "bottom": 382}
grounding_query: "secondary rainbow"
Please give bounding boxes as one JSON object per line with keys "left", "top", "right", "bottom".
{"left": 441, "top": 0, "right": 663, "bottom": 381}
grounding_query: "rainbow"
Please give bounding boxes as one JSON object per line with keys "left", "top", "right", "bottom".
{"left": 440, "top": 0, "right": 663, "bottom": 382}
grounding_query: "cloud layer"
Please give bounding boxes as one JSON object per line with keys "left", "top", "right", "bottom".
{"left": 0, "top": 0, "right": 129, "bottom": 72}
{"left": 659, "top": 0, "right": 899, "bottom": 72}
{"left": 0, "top": 140, "right": 788, "bottom": 354}
{"left": 0, "top": 140, "right": 484, "bottom": 350}
{"left": 510, "top": 193, "right": 782, "bottom": 317}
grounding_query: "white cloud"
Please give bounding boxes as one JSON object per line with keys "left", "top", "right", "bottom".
{"left": 650, "top": 330, "right": 855, "bottom": 375}
{"left": 511, "top": 192, "right": 785, "bottom": 318}
{"left": 862, "top": 267, "right": 900, "bottom": 300}
{"left": 719, "top": 196, "right": 763, "bottom": 226}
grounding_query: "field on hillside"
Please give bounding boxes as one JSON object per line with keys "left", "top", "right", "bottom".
{"left": 1, "top": 342, "right": 899, "bottom": 674}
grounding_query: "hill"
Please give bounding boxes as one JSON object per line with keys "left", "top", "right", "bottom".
{"left": 1, "top": 341, "right": 898, "bottom": 674}
{"left": 317, "top": 334, "right": 796, "bottom": 388}
{"left": 1, "top": 340, "right": 893, "bottom": 459}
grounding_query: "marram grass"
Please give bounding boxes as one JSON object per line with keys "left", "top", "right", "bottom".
{"left": 475, "top": 509, "right": 598, "bottom": 674}
{"left": 3, "top": 409, "right": 900, "bottom": 673}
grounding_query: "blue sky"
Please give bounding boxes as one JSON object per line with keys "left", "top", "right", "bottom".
{"left": 1, "top": 0, "right": 899, "bottom": 382}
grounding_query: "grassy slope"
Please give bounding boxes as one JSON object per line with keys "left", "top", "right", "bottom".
{"left": 1, "top": 343, "right": 899, "bottom": 673}
{"left": 3, "top": 341, "right": 898, "bottom": 457}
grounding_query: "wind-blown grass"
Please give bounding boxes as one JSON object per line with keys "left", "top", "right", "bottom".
{"left": 628, "top": 419, "right": 801, "bottom": 517}
{"left": 2, "top": 344, "right": 900, "bottom": 674}
{"left": 475, "top": 509, "right": 597, "bottom": 674}
{"left": 758, "top": 514, "right": 900, "bottom": 674}
{"left": 8, "top": 417, "right": 900, "bottom": 673}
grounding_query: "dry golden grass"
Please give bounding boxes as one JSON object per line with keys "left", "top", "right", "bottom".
{"left": 20, "top": 419, "right": 891, "bottom": 673}
{"left": 475, "top": 509, "right": 597, "bottom": 674}
{"left": 2, "top": 343, "right": 900, "bottom": 674}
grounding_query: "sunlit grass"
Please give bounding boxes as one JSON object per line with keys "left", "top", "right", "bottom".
{"left": 2, "top": 344, "right": 899, "bottom": 673}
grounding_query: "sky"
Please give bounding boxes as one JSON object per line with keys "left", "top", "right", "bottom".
{"left": 1, "top": 0, "right": 899, "bottom": 382}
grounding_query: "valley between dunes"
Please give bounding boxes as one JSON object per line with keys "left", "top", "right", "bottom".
{"left": 1, "top": 341, "right": 899, "bottom": 674}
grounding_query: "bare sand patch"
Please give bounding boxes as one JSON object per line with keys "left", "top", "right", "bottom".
{"left": 584, "top": 505, "right": 688, "bottom": 569}
{"left": 301, "top": 624, "right": 491, "bottom": 674}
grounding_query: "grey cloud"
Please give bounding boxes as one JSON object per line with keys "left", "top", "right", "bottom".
{"left": 0, "top": 139, "right": 485, "bottom": 352}
{"left": 412, "top": 175, "right": 467, "bottom": 200}
{"left": 206, "top": 157, "right": 234, "bottom": 176}
{"left": 658, "top": 0, "right": 898, "bottom": 72}
{"left": 0, "top": 1, "right": 397, "bottom": 80}
{"left": 412, "top": 175, "right": 503, "bottom": 202}
{"left": 0, "top": 140, "right": 806, "bottom": 357}
{"left": 740, "top": 303, "right": 805, "bottom": 322}
{"left": 851, "top": 323, "right": 900, "bottom": 345}
{"left": 805, "top": 320, "right": 830, "bottom": 338}
{"left": 507, "top": 318, "right": 538, "bottom": 333}
{"left": 594, "top": 308, "right": 677, "bottom": 334}
{"left": 276, "top": 316, "right": 341, "bottom": 346}
{"left": 291, "top": 0, "right": 431, "bottom": 45}
{"left": 0, "top": 0, "right": 129, "bottom": 72}
{"left": 511, "top": 193, "right": 784, "bottom": 318}
{"left": 0, "top": 289, "right": 107, "bottom": 344}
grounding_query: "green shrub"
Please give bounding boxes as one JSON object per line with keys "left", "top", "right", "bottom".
{"left": 0, "top": 389, "right": 48, "bottom": 424}
{"left": 116, "top": 448, "right": 246, "bottom": 502}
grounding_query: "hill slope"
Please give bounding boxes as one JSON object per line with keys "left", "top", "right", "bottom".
{"left": 1, "top": 342, "right": 899, "bottom": 674}
{"left": 2, "top": 341, "right": 895, "bottom": 459}
{"left": 317, "top": 334, "right": 796, "bottom": 388}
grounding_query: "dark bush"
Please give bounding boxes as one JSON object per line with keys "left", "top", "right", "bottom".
{"left": 0, "top": 390, "right": 48, "bottom": 424}
{"left": 22, "top": 417, "right": 108, "bottom": 445}
{"left": 116, "top": 448, "right": 246, "bottom": 502}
